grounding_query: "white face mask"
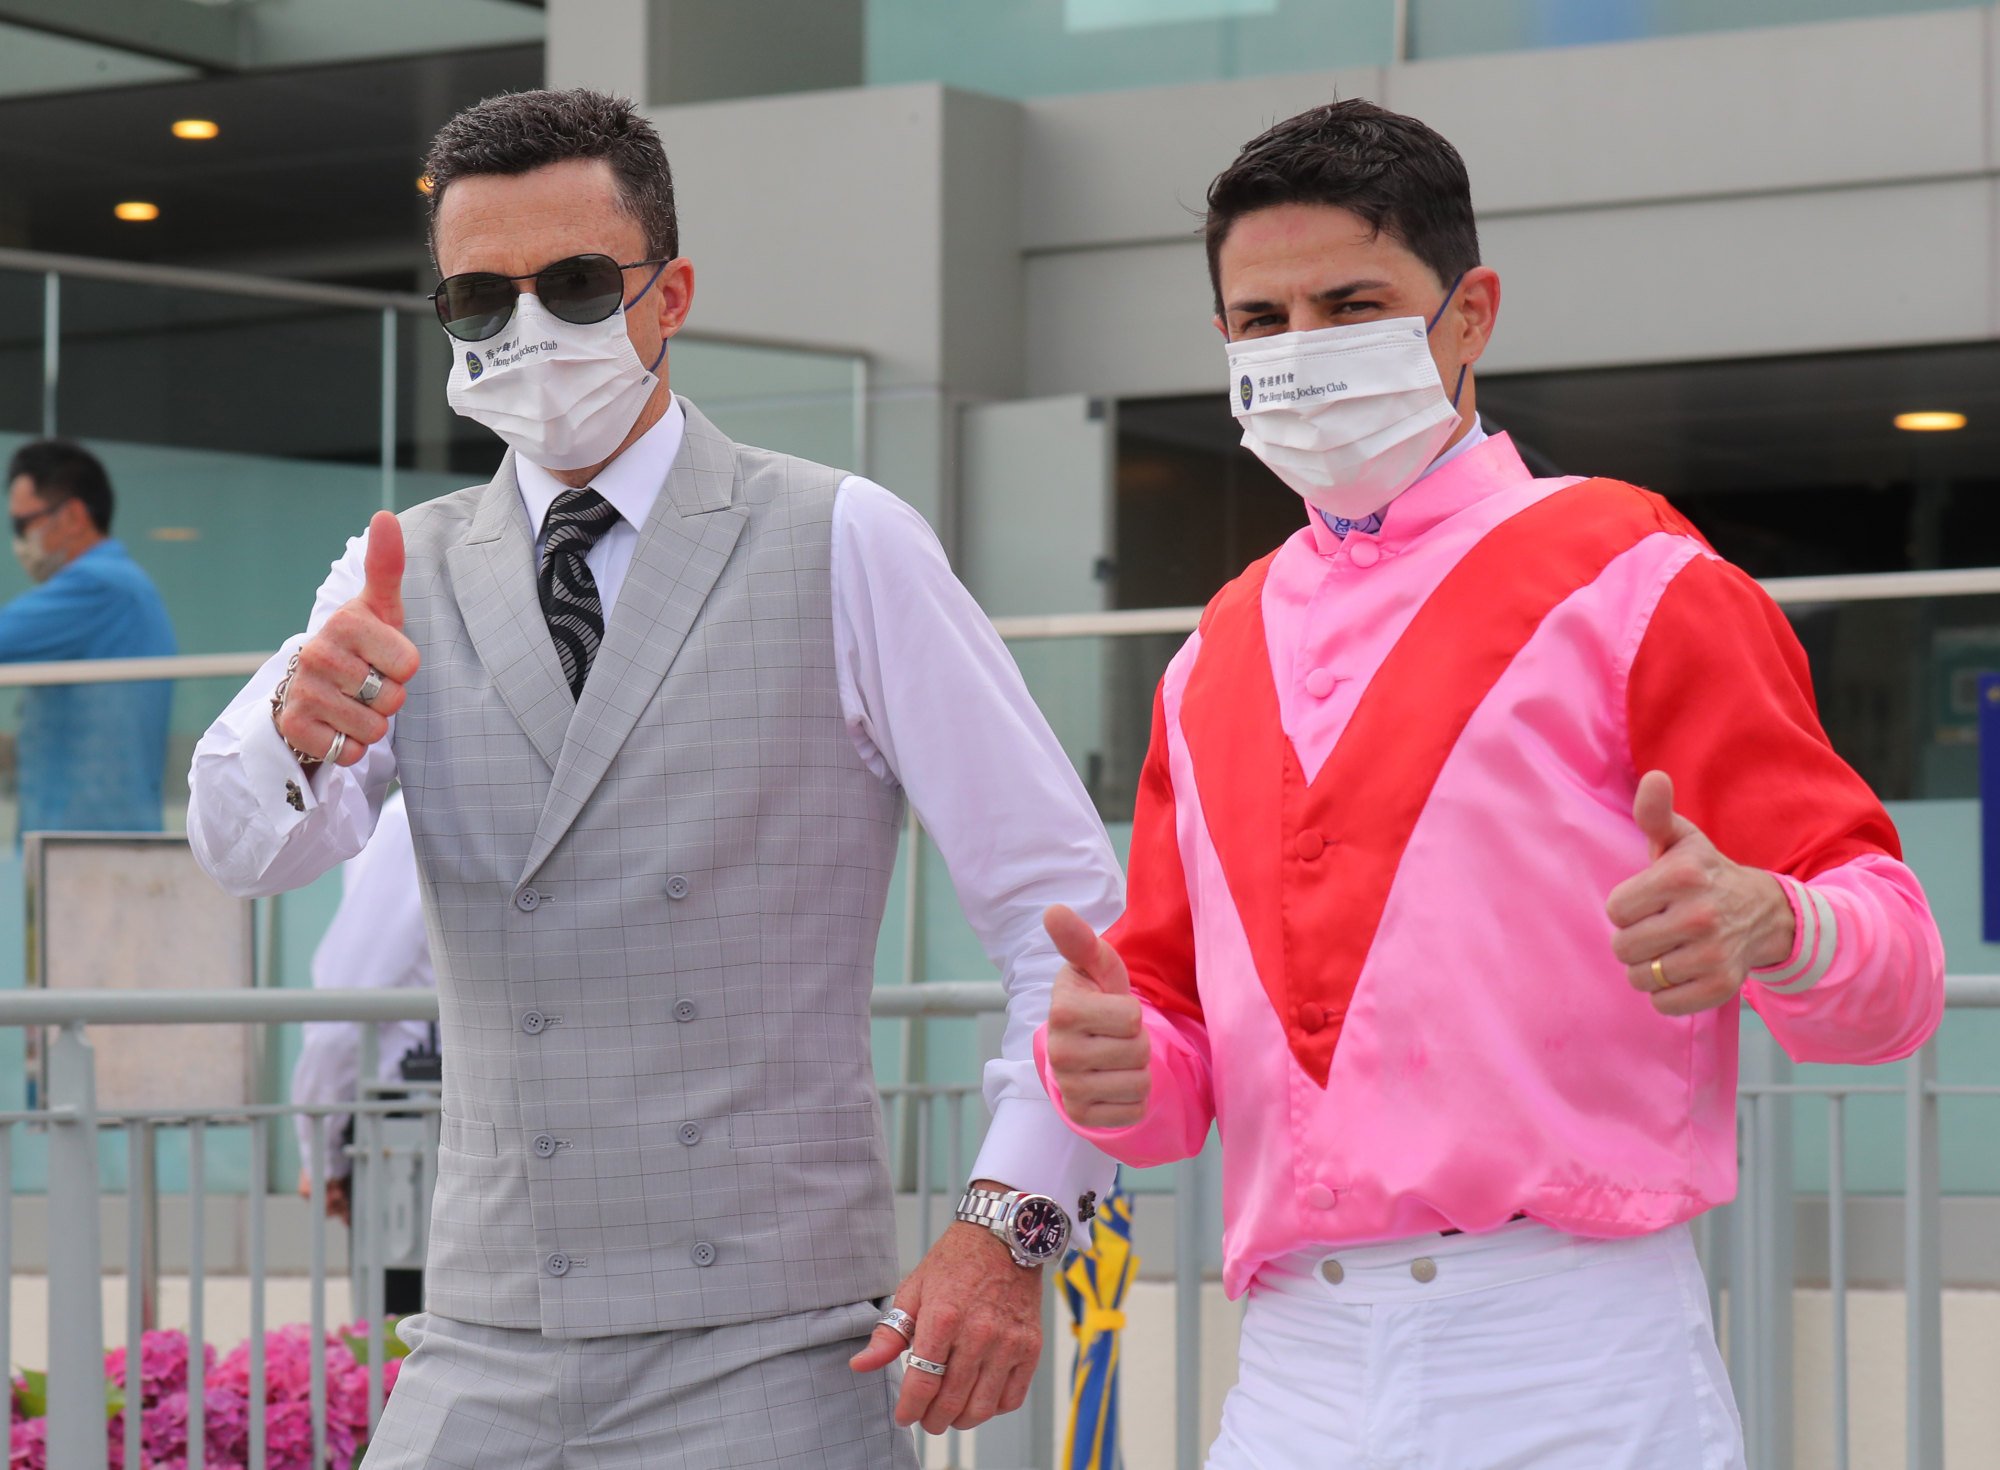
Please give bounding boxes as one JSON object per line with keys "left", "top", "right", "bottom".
{"left": 1227, "top": 306, "right": 1465, "bottom": 521}
{"left": 445, "top": 288, "right": 666, "bottom": 471}
{"left": 12, "top": 532, "right": 62, "bottom": 584}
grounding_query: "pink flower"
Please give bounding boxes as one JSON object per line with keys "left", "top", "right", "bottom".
{"left": 8, "top": 1418, "right": 45, "bottom": 1470}
{"left": 105, "top": 1330, "right": 217, "bottom": 1409}
{"left": 28, "top": 1320, "right": 402, "bottom": 1470}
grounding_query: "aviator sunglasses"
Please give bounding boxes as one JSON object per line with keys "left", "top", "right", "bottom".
{"left": 430, "top": 253, "right": 670, "bottom": 343}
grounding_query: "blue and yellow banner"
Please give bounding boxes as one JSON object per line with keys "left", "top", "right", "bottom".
{"left": 1062, "top": 1180, "right": 1137, "bottom": 1470}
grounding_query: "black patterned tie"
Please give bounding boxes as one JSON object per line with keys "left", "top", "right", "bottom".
{"left": 537, "top": 488, "right": 621, "bottom": 699}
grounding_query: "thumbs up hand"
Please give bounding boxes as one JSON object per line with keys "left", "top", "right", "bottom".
{"left": 273, "top": 512, "right": 421, "bottom": 768}
{"left": 1042, "top": 905, "right": 1151, "bottom": 1129}
{"left": 1605, "top": 771, "right": 1796, "bottom": 1016}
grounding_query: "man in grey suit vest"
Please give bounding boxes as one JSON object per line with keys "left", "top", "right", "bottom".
{"left": 188, "top": 90, "right": 1122, "bottom": 1467}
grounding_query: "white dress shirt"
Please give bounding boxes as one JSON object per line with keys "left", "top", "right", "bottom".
{"left": 290, "top": 789, "right": 435, "bottom": 1180}
{"left": 191, "top": 398, "right": 1123, "bottom": 1214}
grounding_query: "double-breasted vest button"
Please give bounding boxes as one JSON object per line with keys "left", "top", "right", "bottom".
{"left": 678, "top": 1122, "right": 702, "bottom": 1146}
{"left": 533, "top": 1134, "right": 558, "bottom": 1158}
{"left": 545, "top": 1252, "right": 571, "bottom": 1277}
{"left": 521, "top": 1010, "right": 548, "bottom": 1035}
{"left": 673, "top": 999, "right": 698, "bottom": 1023}
{"left": 514, "top": 887, "right": 541, "bottom": 912}
{"left": 1295, "top": 830, "right": 1327, "bottom": 861}
{"left": 1320, "top": 1259, "right": 1344, "bottom": 1285}
{"left": 666, "top": 875, "right": 691, "bottom": 901}
{"left": 690, "top": 1241, "right": 717, "bottom": 1268}
{"left": 1410, "top": 1257, "right": 1438, "bottom": 1284}
{"left": 1297, "top": 1003, "right": 1325, "bottom": 1034}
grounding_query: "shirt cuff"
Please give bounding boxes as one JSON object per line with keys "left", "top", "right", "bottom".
{"left": 1751, "top": 874, "right": 1838, "bottom": 995}
{"left": 969, "top": 1095, "right": 1117, "bottom": 1242}
{"left": 236, "top": 684, "right": 323, "bottom": 823}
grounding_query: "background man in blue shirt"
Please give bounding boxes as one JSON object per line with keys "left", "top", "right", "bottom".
{"left": 1, "top": 441, "right": 176, "bottom": 835}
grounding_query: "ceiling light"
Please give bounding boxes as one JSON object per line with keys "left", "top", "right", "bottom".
{"left": 172, "top": 119, "right": 219, "bottom": 141}
{"left": 114, "top": 202, "right": 160, "bottom": 222}
{"left": 1894, "top": 411, "right": 1967, "bottom": 432}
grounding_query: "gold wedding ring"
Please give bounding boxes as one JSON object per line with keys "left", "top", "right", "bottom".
{"left": 1650, "top": 958, "right": 1670, "bottom": 991}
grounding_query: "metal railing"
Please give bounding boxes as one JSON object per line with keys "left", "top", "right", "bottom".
{"left": 0, "top": 986, "right": 1034, "bottom": 1470}
{"left": 15, "top": 562, "right": 1991, "bottom": 697}
{"left": 0, "top": 980, "right": 1990, "bottom": 1470}
{"left": 1717, "top": 980, "right": 2000, "bottom": 1470}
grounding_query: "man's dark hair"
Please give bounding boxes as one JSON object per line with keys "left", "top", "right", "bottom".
{"left": 1204, "top": 100, "right": 1480, "bottom": 315}
{"left": 421, "top": 88, "right": 678, "bottom": 264}
{"left": 8, "top": 440, "right": 112, "bottom": 534}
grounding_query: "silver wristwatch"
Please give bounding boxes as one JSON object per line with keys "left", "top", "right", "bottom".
{"left": 954, "top": 1186, "right": 1072, "bottom": 1268}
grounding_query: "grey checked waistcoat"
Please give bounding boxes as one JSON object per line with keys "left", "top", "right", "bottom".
{"left": 393, "top": 400, "right": 904, "bottom": 1337}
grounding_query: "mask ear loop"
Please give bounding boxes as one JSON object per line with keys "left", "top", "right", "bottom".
{"left": 624, "top": 260, "right": 669, "bottom": 310}
{"left": 625, "top": 260, "right": 672, "bottom": 373}
{"left": 1427, "top": 272, "right": 1471, "bottom": 407}
{"left": 1425, "top": 272, "right": 1468, "bottom": 333}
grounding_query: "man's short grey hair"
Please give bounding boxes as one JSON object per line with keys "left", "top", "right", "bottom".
{"left": 421, "top": 88, "right": 678, "bottom": 265}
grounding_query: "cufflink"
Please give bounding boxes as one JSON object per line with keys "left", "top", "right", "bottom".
{"left": 1077, "top": 1191, "right": 1099, "bottom": 1223}
{"left": 285, "top": 779, "right": 304, "bottom": 813}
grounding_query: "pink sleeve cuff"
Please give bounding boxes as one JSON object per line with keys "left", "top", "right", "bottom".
{"left": 1751, "top": 873, "right": 1838, "bottom": 994}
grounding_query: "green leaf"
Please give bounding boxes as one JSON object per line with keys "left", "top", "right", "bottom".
{"left": 12, "top": 1367, "right": 122, "bottom": 1421}
{"left": 342, "top": 1318, "right": 414, "bottom": 1364}
{"left": 15, "top": 1368, "right": 46, "bottom": 1419}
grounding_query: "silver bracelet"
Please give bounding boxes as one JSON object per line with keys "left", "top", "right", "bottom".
{"left": 269, "top": 651, "right": 324, "bottom": 770}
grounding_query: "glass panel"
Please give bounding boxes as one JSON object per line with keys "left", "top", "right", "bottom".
{"left": 0, "top": 270, "right": 43, "bottom": 436}
{"left": 54, "top": 278, "right": 383, "bottom": 464}
{"left": 670, "top": 338, "right": 864, "bottom": 470}
{"left": 1009, "top": 633, "right": 1180, "bottom": 821}
{"left": 865, "top": 0, "right": 1394, "bottom": 99}
{"left": 1788, "top": 795, "right": 2000, "bottom": 1194}
{"left": 1116, "top": 391, "right": 1301, "bottom": 611}
{"left": 0, "top": 433, "right": 386, "bottom": 660}
{"left": 1477, "top": 343, "right": 2000, "bottom": 580}
{"left": 1412, "top": 0, "right": 1982, "bottom": 60}
{"left": 1784, "top": 594, "right": 2000, "bottom": 802}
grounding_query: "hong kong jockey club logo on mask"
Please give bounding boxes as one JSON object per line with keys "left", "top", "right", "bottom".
{"left": 465, "top": 350, "right": 484, "bottom": 381}
{"left": 1239, "top": 374, "right": 1253, "bottom": 410}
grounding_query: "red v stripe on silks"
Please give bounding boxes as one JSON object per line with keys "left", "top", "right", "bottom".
{"left": 1180, "top": 479, "right": 1702, "bottom": 1087}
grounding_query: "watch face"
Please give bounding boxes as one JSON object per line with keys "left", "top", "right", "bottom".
{"left": 1010, "top": 1195, "right": 1071, "bottom": 1261}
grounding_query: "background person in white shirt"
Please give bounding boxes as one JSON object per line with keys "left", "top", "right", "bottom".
{"left": 290, "top": 788, "right": 434, "bottom": 1313}
{"left": 187, "top": 88, "right": 1121, "bottom": 1467}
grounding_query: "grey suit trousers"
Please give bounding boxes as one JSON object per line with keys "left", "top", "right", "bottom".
{"left": 360, "top": 1301, "right": 919, "bottom": 1468}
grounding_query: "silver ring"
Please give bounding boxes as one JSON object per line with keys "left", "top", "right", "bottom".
{"left": 323, "top": 730, "right": 348, "bottom": 766}
{"left": 355, "top": 667, "right": 385, "bottom": 706}
{"left": 905, "top": 1353, "right": 947, "bottom": 1377}
{"left": 877, "top": 1307, "right": 916, "bottom": 1344}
